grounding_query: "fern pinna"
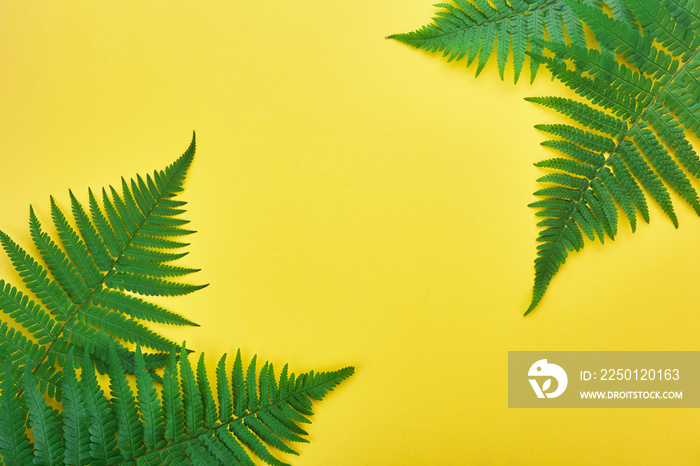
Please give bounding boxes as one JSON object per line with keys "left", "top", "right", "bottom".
{"left": 0, "top": 343, "right": 354, "bottom": 465}
{"left": 388, "top": 0, "right": 635, "bottom": 83}
{"left": 0, "top": 134, "right": 206, "bottom": 399}
{"left": 527, "top": 0, "right": 700, "bottom": 312}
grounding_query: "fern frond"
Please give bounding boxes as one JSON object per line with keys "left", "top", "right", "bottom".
{"left": 526, "top": 0, "right": 700, "bottom": 313}
{"left": 387, "top": 0, "right": 635, "bottom": 83}
{"left": 0, "top": 343, "right": 354, "bottom": 465}
{"left": 0, "top": 134, "right": 206, "bottom": 400}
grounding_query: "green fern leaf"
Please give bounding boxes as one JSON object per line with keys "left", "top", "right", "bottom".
{"left": 387, "top": 0, "right": 635, "bottom": 83}
{"left": 0, "top": 343, "right": 354, "bottom": 465}
{"left": 0, "top": 134, "right": 206, "bottom": 400}
{"left": 0, "top": 134, "right": 356, "bottom": 464}
{"left": 527, "top": 0, "right": 700, "bottom": 313}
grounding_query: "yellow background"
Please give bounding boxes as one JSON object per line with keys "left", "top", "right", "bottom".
{"left": 2, "top": 1, "right": 700, "bottom": 464}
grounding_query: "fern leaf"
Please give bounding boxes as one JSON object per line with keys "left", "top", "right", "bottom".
{"left": 527, "top": 0, "right": 700, "bottom": 313}
{"left": 0, "top": 134, "right": 205, "bottom": 401}
{"left": 387, "top": 0, "right": 634, "bottom": 83}
{"left": 0, "top": 134, "right": 356, "bottom": 463}
{"left": 0, "top": 343, "right": 354, "bottom": 465}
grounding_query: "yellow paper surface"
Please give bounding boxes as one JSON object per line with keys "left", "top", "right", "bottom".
{"left": 2, "top": 1, "right": 700, "bottom": 464}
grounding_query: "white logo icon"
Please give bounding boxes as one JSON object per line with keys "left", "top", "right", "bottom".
{"left": 528, "top": 359, "right": 568, "bottom": 398}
